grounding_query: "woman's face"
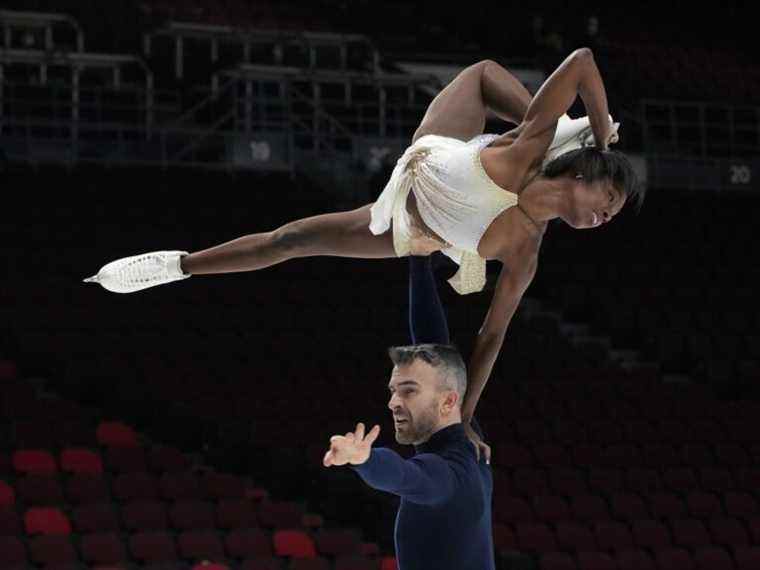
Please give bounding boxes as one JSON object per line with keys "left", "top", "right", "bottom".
{"left": 565, "top": 174, "right": 627, "bottom": 229}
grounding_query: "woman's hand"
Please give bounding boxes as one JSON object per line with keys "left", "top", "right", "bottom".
{"left": 464, "top": 421, "right": 491, "bottom": 464}
{"left": 596, "top": 121, "right": 619, "bottom": 151}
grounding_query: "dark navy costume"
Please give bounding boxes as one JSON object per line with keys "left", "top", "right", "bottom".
{"left": 351, "top": 255, "right": 495, "bottom": 570}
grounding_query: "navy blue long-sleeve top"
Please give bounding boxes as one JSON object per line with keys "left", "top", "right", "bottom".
{"left": 351, "top": 420, "right": 494, "bottom": 570}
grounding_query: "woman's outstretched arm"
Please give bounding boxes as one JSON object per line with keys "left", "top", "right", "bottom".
{"left": 460, "top": 247, "right": 539, "bottom": 422}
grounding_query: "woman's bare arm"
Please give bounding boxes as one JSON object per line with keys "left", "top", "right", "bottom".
{"left": 461, "top": 248, "right": 538, "bottom": 421}
{"left": 510, "top": 47, "right": 614, "bottom": 166}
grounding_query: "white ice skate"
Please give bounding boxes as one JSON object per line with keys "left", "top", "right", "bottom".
{"left": 543, "top": 114, "right": 620, "bottom": 168}
{"left": 83, "top": 250, "right": 190, "bottom": 293}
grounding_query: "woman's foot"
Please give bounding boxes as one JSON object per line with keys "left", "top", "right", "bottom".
{"left": 83, "top": 251, "right": 190, "bottom": 293}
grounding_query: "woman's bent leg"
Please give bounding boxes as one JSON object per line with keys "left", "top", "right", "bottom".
{"left": 181, "top": 203, "right": 396, "bottom": 275}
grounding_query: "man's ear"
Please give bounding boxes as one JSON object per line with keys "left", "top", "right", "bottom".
{"left": 442, "top": 390, "right": 460, "bottom": 413}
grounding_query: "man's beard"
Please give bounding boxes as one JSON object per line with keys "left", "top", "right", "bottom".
{"left": 395, "top": 402, "right": 439, "bottom": 445}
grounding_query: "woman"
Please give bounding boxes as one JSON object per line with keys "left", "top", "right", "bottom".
{"left": 86, "top": 49, "right": 643, "bottom": 433}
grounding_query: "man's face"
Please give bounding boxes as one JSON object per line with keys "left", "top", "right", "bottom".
{"left": 387, "top": 359, "right": 450, "bottom": 445}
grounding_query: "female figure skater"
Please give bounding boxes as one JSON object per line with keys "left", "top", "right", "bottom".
{"left": 86, "top": 49, "right": 643, "bottom": 421}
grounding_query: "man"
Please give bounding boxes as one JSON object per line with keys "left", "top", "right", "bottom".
{"left": 323, "top": 255, "right": 495, "bottom": 570}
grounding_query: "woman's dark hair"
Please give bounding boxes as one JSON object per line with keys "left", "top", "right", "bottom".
{"left": 543, "top": 147, "right": 645, "bottom": 211}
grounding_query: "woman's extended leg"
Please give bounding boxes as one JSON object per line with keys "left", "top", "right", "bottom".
{"left": 84, "top": 203, "right": 395, "bottom": 293}
{"left": 182, "top": 203, "right": 394, "bottom": 275}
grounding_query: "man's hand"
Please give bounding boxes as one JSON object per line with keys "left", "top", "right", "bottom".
{"left": 464, "top": 421, "right": 491, "bottom": 464}
{"left": 323, "top": 422, "right": 381, "bottom": 467}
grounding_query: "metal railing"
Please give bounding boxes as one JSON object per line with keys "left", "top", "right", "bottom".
{"left": 641, "top": 99, "right": 760, "bottom": 159}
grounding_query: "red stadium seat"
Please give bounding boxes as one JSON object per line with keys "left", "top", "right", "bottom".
{"left": 670, "top": 519, "right": 711, "bottom": 549}
{"left": 534, "top": 444, "right": 572, "bottom": 467}
{"left": 65, "top": 473, "right": 110, "bottom": 504}
{"left": 16, "top": 475, "right": 64, "bottom": 505}
{"left": 699, "top": 468, "right": 734, "bottom": 492}
{"left": 73, "top": 503, "right": 121, "bottom": 533}
{"left": 273, "top": 529, "right": 317, "bottom": 558}
{"left": 725, "top": 491, "right": 758, "bottom": 519}
{"left": 577, "top": 552, "right": 617, "bottom": 570}
{"left": 532, "top": 495, "right": 571, "bottom": 523}
{"left": 631, "top": 520, "right": 671, "bottom": 550}
{"left": 588, "top": 468, "right": 624, "bottom": 494}
{"left": 649, "top": 493, "right": 687, "bottom": 519}
{"left": 494, "top": 496, "right": 534, "bottom": 524}
{"left": 216, "top": 498, "right": 258, "bottom": 530}
{"left": 105, "top": 446, "right": 147, "bottom": 473}
{"left": 663, "top": 468, "right": 699, "bottom": 493}
{"left": 539, "top": 552, "right": 577, "bottom": 570}
{"left": 495, "top": 443, "right": 534, "bottom": 468}
{"left": 60, "top": 448, "right": 103, "bottom": 474}
{"left": 113, "top": 472, "right": 160, "bottom": 502}
{"left": 0, "top": 481, "right": 15, "bottom": 507}
{"left": 291, "top": 558, "right": 330, "bottom": 570}
{"left": 334, "top": 554, "right": 379, "bottom": 570}
{"left": 148, "top": 445, "right": 190, "bottom": 473}
{"left": 735, "top": 547, "right": 760, "bottom": 570}
{"left": 693, "top": 546, "right": 735, "bottom": 570}
{"left": 379, "top": 556, "right": 397, "bottom": 570}
{"left": 121, "top": 500, "right": 168, "bottom": 531}
{"left": 314, "top": 528, "right": 362, "bottom": 556}
{"left": 178, "top": 530, "right": 226, "bottom": 561}
{"left": 555, "top": 521, "right": 596, "bottom": 552}
{"left": 81, "top": 532, "right": 128, "bottom": 565}
{"left": 24, "top": 507, "right": 72, "bottom": 535}
{"left": 0, "top": 507, "right": 22, "bottom": 535}
{"left": 611, "top": 493, "right": 649, "bottom": 520}
{"left": 548, "top": 467, "right": 588, "bottom": 496}
{"left": 625, "top": 468, "right": 662, "bottom": 494}
{"left": 0, "top": 359, "right": 18, "bottom": 380}
{"left": 616, "top": 549, "right": 656, "bottom": 570}
{"left": 513, "top": 468, "right": 550, "bottom": 496}
{"left": 96, "top": 421, "right": 138, "bottom": 447}
{"left": 12, "top": 449, "right": 57, "bottom": 475}
{"left": 259, "top": 501, "right": 305, "bottom": 529}
{"left": 224, "top": 528, "right": 273, "bottom": 559}
{"left": 570, "top": 495, "right": 610, "bottom": 521}
{"left": 192, "top": 564, "right": 229, "bottom": 570}
{"left": 515, "top": 522, "right": 557, "bottom": 552}
{"left": 716, "top": 444, "right": 750, "bottom": 468}
{"left": 29, "top": 535, "right": 77, "bottom": 566}
{"left": 686, "top": 491, "right": 723, "bottom": 518}
{"left": 160, "top": 471, "right": 202, "bottom": 501}
{"left": 681, "top": 443, "right": 715, "bottom": 467}
{"left": 170, "top": 500, "right": 217, "bottom": 530}
{"left": 0, "top": 536, "right": 27, "bottom": 567}
{"left": 492, "top": 523, "right": 517, "bottom": 550}
{"left": 594, "top": 521, "right": 634, "bottom": 551}
{"left": 653, "top": 547, "right": 696, "bottom": 570}
{"left": 708, "top": 517, "right": 750, "bottom": 548}
{"left": 129, "top": 531, "right": 178, "bottom": 563}
{"left": 202, "top": 472, "right": 246, "bottom": 500}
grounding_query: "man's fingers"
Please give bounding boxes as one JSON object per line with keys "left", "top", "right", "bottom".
{"left": 472, "top": 441, "right": 480, "bottom": 461}
{"left": 355, "top": 422, "right": 365, "bottom": 441}
{"left": 483, "top": 443, "right": 492, "bottom": 465}
{"left": 323, "top": 450, "right": 333, "bottom": 467}
{"left": 365, "top": 425, "right": 381, "bottom": 445}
